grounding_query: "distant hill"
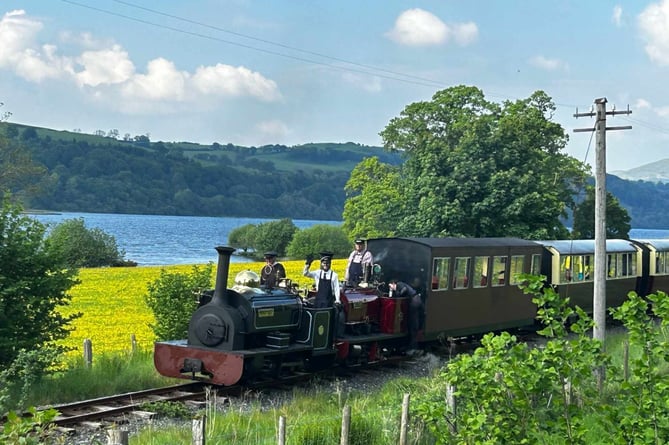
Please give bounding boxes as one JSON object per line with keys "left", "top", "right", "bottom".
{"left": 611, "top": 159, "right": 669, "bottom": 184}
{"left": 5, "top": 121, "right": 669, "bottom": 229}
{"left": 0, "top": 122, "right": 400, "bottom": 221}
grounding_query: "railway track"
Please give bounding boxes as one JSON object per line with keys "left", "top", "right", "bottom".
{"left": 49, "top": 382, "right": 209, "bottom": 428}
{"left": 27, "top": 353, "right": 412, "bottom": 438}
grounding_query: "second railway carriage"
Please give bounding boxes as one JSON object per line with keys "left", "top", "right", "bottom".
{"left": 366, "top": 237, "right": 544, "bottom": 342}
{"left": 535, "top": 239, "right": 642, "bottom": 312}
{"left": 630, "top": 239, "right": 669, "bottom": 297}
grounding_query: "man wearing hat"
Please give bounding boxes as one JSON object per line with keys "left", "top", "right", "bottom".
{"left": 345, "top": 238, "right": 374, "bottom": 286}
{"left": 303, "top": 251, "right": 341, "bottom": 308}
{"left": 260, "top": 251, "right": 286, "bottom": 289}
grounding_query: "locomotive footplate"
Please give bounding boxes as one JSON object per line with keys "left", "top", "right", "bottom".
{"left": 337, "top": 332, "right": 406, "bottom": 344}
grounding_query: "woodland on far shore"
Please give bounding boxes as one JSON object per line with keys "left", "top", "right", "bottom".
{"left": 0, "top": 118, "right": 668, "bottom": 229}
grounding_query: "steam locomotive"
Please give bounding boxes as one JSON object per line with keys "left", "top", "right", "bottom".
{"left": 154, "top": 237, "right": 669, "bottom": 386}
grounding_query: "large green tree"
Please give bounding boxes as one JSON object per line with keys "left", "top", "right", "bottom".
{"left": 375, "top": 86, "right": 588, "bottom": 239}
{"left": 0, "top": 195, "right": 80, "bottom": 368}
{"left": 342, "top": 157, "right": 402, "bottom": 239}
{"left": 572, "top": 185, "right": 631, "bottom": 239}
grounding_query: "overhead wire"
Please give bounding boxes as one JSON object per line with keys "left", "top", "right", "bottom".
{"left": 59, "top": 0, "right": 669, "bottom": 150}
{"left": 110, "top": 0, "right": 450, "bottom": 88}
{"left": 59, "top": 0, "right": 447, "bottom": 89}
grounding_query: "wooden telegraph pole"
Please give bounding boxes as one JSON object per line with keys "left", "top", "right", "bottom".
{"left": 574, "top": 98, "right": 631, "bottom": 386}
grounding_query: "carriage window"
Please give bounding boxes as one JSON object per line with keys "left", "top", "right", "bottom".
{"left": 509, "top": 255, "right": 525, "bottom": 285}
{"left": 473, "top": 256, "right": 489, "bottom": 288}
{"left": 561, "top": 255, "right": 573, "bottom": 283}
{"left": 531, "top": 254, "right": 541, "bottom": 276}
{"left": 453, "top": 257, "right": 470, "bottom": 289}
{"left": 656, "top": 251, "right": 669, "bottom": 275}
{"left": 608, "top": 253, "right": 637, "bottom": 278}
{"left": 432, "top": 257, "right": 450, "bottom": 290}
{"left": 492, "top": 256, "right": 507, "bottom": 287}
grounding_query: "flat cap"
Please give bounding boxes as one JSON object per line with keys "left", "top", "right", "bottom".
{"left": 263, "top": 251, "right": 278, "bottom": 258}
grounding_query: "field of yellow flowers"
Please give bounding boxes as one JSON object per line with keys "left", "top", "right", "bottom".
{"left": 59, "top": 259, "right": 347, "bottom": 357}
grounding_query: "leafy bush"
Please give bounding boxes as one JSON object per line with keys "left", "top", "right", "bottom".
{"left": 0, "top": 407, "right": 59, "bottom": 445}
{"left": 144, "top": 264, "right": 213, "bottom": 341}
{"left": 253, "top": 218, "right": 297, "bottom": 257}
{"left": 45, "top": 217, "right": 127, "bottom": 267}
{"left": 0, "top": 195, "right": 80, "bottom": 369}
{"left": 228, "top": 223, "right": 257, "bottom": 252}
{"left": 287, "top": 224, "right": 350, "bottom": 259}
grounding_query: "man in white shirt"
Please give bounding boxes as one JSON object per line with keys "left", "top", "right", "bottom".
{"left": 303, "top": 251, "right": 341, "bottom": 308}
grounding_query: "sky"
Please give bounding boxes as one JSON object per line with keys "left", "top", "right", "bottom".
{"left": 1, "top": 1, "right": 669, "bottom": 173}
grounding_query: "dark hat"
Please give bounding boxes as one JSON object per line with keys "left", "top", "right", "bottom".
{"left": 263, "top": 251, "right": 278, "bottom": 258}
{"left": 319, "top": 251, "right": 334, "bottom": 261}
{"left": 354, "top": 238, "right": 364, "bottom": 244}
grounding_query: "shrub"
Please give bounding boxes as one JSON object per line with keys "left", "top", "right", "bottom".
{"left": 287, "top": 224, "right": 350, "bottom": 259}
{"left": 0, "top": 195, "right": 80, "bottom": 369}
{"left": 144, "top": 264, "right": 214, "bottom": 341}
{"left": 253, "top": 218, "right": 297, "bottom": 257}
{"left": 46, "top": 217, "right": 126, "bottom": 267}
{"left": 228, "top": 223, "right": 257, "bottom": 253}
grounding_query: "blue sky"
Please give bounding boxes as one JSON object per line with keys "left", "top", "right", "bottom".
{"left": 1, "top": 1, "right": 668, "bottom": 172}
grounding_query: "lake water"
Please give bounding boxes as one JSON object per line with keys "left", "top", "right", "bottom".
{"left": 31, "top": 212, "right": 341, "bottom": 266}
{"left": 29, "top": 211, "right": 669, "bottom": 266}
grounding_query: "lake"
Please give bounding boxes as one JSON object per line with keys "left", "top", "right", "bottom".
{"left": 31, "top": 212, "right": 341, "bottom": 266}
{"left": 29, "top": 212, "right": 669, "bottom": 266}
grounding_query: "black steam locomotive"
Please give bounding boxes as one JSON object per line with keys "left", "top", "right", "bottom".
{"left": 154, "top": 237, "right": 669, "bottom": 385}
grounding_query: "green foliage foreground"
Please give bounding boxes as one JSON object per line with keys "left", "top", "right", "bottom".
{"left": 412, "top": 276, "right": 669, "bottom": 445}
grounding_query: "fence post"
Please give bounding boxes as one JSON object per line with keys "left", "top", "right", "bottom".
{"left": 192, "top": 416, "right": 206, "bottom": 445}
{"left": 83, "top": 339, "right": 93, "bottom": 368}
{"left": 340, "top": 405, "right": 350, "bottom": 445}
{"left": 278, "top": 415, "right": 286, "bottom": 445}
{"left": 399, "top": 393, "right": 410, "bottom": 445}
{"left": 130, "top": 334, "right": 137, "bottom": 353}
{"left": 446, "top": 384, "right": 457, "bottom": 435}
{"left": 106, "top": 427, "right": 128, "bottom": 445}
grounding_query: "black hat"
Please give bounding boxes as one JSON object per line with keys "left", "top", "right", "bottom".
{"left": 354, "top": 238, "right": 364, "bottom": 244}
{"left": 263, "top": 251, "right": 278, "bottom": 258}
{"left": 319, "top": 251, "right": 333, "bottom": 261}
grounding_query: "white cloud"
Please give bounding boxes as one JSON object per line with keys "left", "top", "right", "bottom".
{"left": 121, "top": 58, "right": 186, "bottom": 101}
{"left": 636, "top": 98, "right": 652, "bottom": 109}
{"left": 0, "top": 9, "right": 69, "bottom": 82}
{"left": 0, "top": 10, "right": 281, "bottom": 112}
{"left": 75, "top": 45, "right": 135, "bottom": 87}
{"left": 638, "top": 0, "right": 669, "bottom": 66}
{"left": 453, "top": 22, "right": 478, "bottom": 46}
{"left": 386, "top": 9, "right": 478, "bottom": 47}
{"left": 612, "top": 6, "right": 623, "bottom": 26}
{"left": 256, "top": 120, "right": 290, "bottom": 141}
{"left": 528, "top": 55, "right": 569, "bottom": 71}
{"left": 192, "top": 64, "right": 281, "bottom": 102}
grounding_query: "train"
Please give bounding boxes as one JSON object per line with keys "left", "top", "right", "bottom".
{"left": 153, "top": 237, "right": 669, "bottom": 386}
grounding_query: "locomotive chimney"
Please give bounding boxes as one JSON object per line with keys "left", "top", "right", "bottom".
{"left": 212, "top": 246, "right": 235, "bottom": 305}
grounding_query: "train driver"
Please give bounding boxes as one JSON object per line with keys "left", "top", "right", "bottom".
{"left": 303, "top": 251, "right": 341, "bottom": 308}
{"left": 345, "top": 238, "right": 374, "bottom": 286}
{"left": 389, "top": 279, "right": 424, "bottom": 353}
{"left": 260, "top": 251, "right": 286, "bottom": 289}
